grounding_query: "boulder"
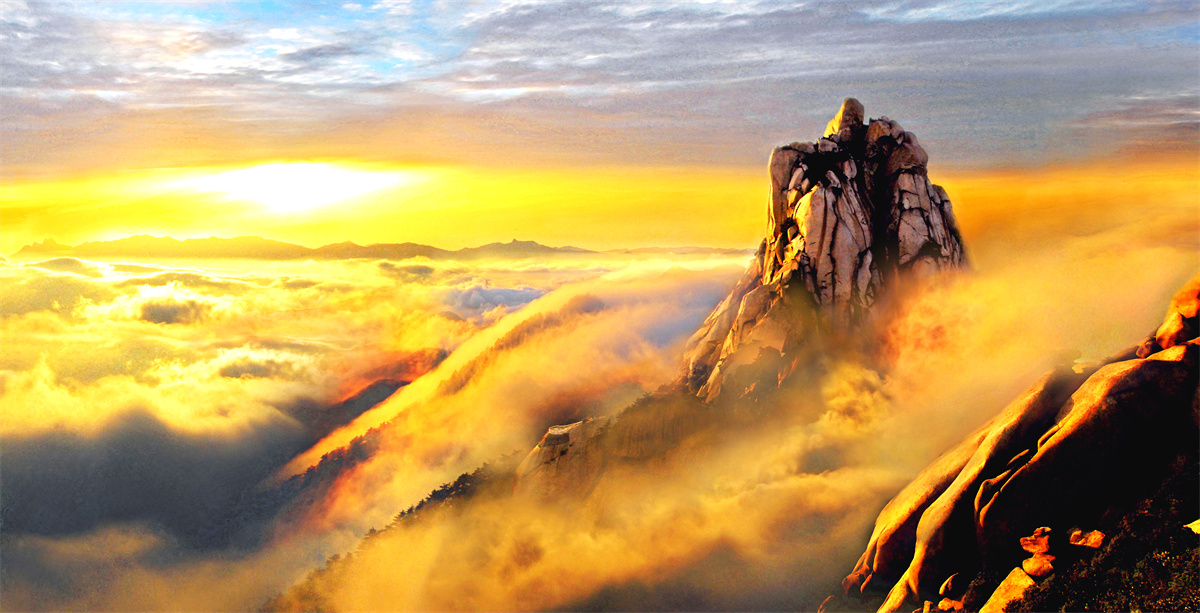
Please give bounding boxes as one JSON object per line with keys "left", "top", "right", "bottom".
{"left": 769, "top": 147, "right": 801, "bottom": 234}
{"left": 1067, "top": 529, "right": 1104, "bottom": 549}
{"left": 978, "top": 568, "right": 1036, "bottom": 613}
{"left": 935, "top": 598, "right": 963, "bottom": 611}
{"left": 1019, "top": 527, "right": 1051, "bottom": 554}
{"left": 1021, "top": 553, "right": 1055, "bottom": 578}
{"left": 866, "top": 119, "right": 891, "bottom": 141}
{"left": 886, "top": 133, "right": 929, "bottom": 176}
{"left": 825, "top": 97, "right": 866, "bottom": 137}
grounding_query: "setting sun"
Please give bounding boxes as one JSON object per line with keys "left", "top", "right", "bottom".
{"left": 174, "top": 163, "right": 416, "bottom": 213}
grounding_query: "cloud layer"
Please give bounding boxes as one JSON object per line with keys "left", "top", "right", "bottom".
{"left": 5, "top": 149, "right": 1192, "bottom": 610}
{"left": 0, "top": 250, "right": 750, "bottom": 610}
{"left": 3, "top": 0, "right": 1197, "bottom": 175}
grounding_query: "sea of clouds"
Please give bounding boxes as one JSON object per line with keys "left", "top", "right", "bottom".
{"left": 2, "top": 167, "right": 1197, "bottom": 610}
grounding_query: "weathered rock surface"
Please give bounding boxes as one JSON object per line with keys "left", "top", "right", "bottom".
{"left": 1067, "top": 529, "right": 1104, "bottom": 549}
{"left": 843, "top": 274, "right": 1200, "bottom": 612}
{"left": 978, "top": 568, "right": 1036, "bottom": 613}
{"left": 681, "top": 98, "right": 966, "bottom": 404}
{"left": 514, "top": 418, "right": 610, "bottom": 498}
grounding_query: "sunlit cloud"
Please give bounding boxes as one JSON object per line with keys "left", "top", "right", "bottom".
{"left": 0, "top": 250, "right": 754, "bottom": 610}
{"left": 860, "top": 0, "right": 1138, "bottom": 23}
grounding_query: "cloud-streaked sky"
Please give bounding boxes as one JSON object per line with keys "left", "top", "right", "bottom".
{"left": 2, "top": 0, "right": 1196, "bottom": 253}
{"left": 4, "top": 0, "right": 1198, "bottom": 177}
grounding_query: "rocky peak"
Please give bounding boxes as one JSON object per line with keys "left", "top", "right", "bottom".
{"left": 516, "top": 99, "right": 970, "bottom": 493}
{"left": 682, "top": 98, "right": 967, "bottom": 402}
{"left": 824, "top": 97, "right": 866, "bottom": 138}
{"left": 14, "top": 237, "right": 69, "bottom": 256}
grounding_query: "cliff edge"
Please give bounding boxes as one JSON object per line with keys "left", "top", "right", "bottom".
{"left": 838, "top": 276, "right": 1199, "bottom": 612}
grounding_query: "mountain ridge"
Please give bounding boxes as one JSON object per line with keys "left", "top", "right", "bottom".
{"left": 12, "top": 235, "right": 754, "bottom": 261}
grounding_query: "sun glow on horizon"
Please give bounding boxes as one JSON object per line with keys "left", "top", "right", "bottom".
{"left": 173, "top": 162, "right": 417, "bottom": 213}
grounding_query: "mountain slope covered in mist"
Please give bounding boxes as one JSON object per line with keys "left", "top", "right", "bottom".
{"left": 0, "top": 240, "right": 751, "bottom": 611}
{"left": 263, "top": 98, "right": 982, "bottom": 611}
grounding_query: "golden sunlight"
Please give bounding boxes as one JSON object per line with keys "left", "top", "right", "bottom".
{"left": 173, "top": 162, "right": 416, "bottom": 213}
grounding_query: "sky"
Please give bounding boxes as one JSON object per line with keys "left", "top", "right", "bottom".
{"left": 1, "top": 0, "right": 1198, "bottom": 252}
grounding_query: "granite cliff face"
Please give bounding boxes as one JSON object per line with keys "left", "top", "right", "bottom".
{"left": 680, "top": 98, "right": 966, "bottom": 404}
{"left": 518, "top": 98, "right": 966, "bottom": 491}
{"left": 839, "top": 276, "right": 1199, "bottom": 613}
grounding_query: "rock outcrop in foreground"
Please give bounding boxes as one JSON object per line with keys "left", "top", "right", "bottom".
{"left": 840, "top": 276, "right": 1200, "bottom": 612}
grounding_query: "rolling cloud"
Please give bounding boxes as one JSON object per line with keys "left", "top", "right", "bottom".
{"left": 0, "top": 251, "right": 751, "bottom": 610}
{"left": 2, "top": 225, "right": 1194, "bottom": 611}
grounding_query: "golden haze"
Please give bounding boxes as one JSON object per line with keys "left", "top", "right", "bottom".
{"left": 0, "top": 163, "right": 766, "bottom": 254}
{"left": 3, "top": 155, "right": 1196, "bottom": 257}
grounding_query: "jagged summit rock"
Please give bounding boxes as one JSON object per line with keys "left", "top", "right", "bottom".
{"left": 681, "top": 97, "right": 966, "bottom": 402}
{"left": 518, "top": 98, "right": 968, "bottom": 488}
{"left": 825, "top": 97, "right": 866, "bottom": 138}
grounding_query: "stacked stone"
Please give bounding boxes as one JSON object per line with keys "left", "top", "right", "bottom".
{"left": 681, "top": 97, "right": 967, "bottom": 401}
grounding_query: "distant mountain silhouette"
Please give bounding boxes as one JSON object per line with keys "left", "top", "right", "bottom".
{"left": 70, "top": 235, "right": 312, "bottom": 259}
{"left": 312, "top": 241, "right": 450, "bottom": 260}
{"left": 606, "top": 246, "right": 755, "bottom": 256}
{"left": 455, "top": 239, "right": 600, "bottom": 259}
{"left": 13, "top": 236, "right": 750, "bottom": 261}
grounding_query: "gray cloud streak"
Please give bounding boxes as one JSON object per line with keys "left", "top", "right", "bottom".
{"left": 2, "top": 0, "right": 1196, "bottom": 171}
